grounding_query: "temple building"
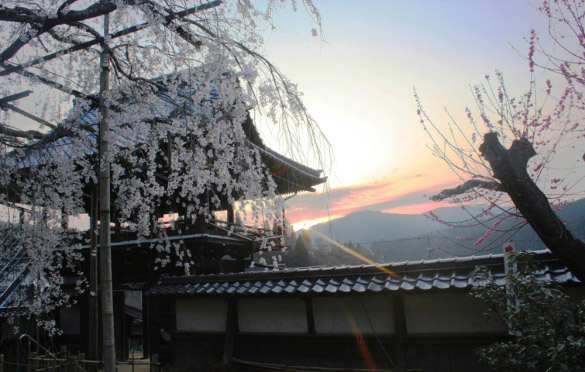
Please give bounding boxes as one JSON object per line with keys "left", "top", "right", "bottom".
{"left": 0, "top": 75, "right": 326, "bottom": 362}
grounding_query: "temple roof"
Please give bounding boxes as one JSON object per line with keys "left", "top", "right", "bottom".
{"left": 146, "top": 250, "right": 582, "bottom": 297}
{"left": 6, "top": 81, "right": 326, "bottom": 198}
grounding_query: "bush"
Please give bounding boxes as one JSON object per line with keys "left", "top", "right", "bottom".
{"left": 471, "top": 252, "right": 585, "bottom": 371}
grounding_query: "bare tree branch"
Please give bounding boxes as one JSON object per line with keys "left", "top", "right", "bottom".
{"left": 15, "top": 68, "right": 99, "bottom": 104}
{"left": 0, "top": 102, "right": 57, "bottom": 129}
{"left": 0, "top": 124, "right": 44, "bottom": 140}
{"left": 0, "top": 1, "right": 118, "bottom": 64}
{"left": 432, "top": 179, "right": 506, "bottom": 201}
{"left": 57, "top": 0, "right": 80, "bottom": 17}
{"left": 0, "top": 1, "right": 116, "bottom": 24}
{"left": 0, "top": 90, "right": 32, "bottom": 104}
{"left": 0, "top": 0, "right": 222, "bottom": 77}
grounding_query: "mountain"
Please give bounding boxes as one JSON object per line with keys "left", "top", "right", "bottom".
{"left": 303, "top": 199, "right": 585, "bottom": 263}
{"left": 307, "top": 210, "right": 441, "bottom": 244}
{"left": 307, "top": 206, "right": 485, "bottom": 244}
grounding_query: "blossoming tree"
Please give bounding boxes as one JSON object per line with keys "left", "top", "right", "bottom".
{"left": 0, "top": 1, "right": 327, "bottom": 371}
{"left": 417, "top": 0, "right": 585, "bottom": 281}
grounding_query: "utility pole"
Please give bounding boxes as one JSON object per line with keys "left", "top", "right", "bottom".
{"left": 99, "top": 12, "right": 116, "bottom": 372}
{"left": 88, "top": 186, "right": 99, "bottom": 370}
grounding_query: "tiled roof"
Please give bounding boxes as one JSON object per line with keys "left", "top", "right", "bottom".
{"left": 146, "top": 250, "right": 581, "bottom": 297}
{"left": 7, "top": 78, "right": 326, "bottom": 195}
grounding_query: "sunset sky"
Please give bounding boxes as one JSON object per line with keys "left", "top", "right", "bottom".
{"left": 258, "top": 0, "right": 551, "bottom": 229}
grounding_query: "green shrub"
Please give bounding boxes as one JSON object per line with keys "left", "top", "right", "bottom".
{"left": 472, "top": 252, "right": 585, "bottom": 372}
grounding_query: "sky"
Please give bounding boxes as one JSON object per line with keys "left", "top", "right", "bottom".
{"left": 256, "top": 0, "right": 552, "bottom": 229}
{"left": 0, "top": 0, "right": 562, "bottom": 231}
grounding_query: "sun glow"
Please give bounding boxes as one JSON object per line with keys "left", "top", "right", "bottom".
{"left": 290, "top": 214, "right": 340, "bottom": 230}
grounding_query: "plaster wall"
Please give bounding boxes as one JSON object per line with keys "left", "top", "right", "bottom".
{"left": 404, "top": 292, "right": 506, "bottom": 334}
{"left": 238, "top": 298, "right": 307, "bottom": 333}
{"left": 312, "top": 296, "right": 394, "bottom": 334}
{"left": 176, "top": 298, "right": 227, "bottom": 332}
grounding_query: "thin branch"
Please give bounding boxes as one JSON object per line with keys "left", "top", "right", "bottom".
{"left": 15, "top": 68, "right": 98, "bottom": 104}
{"left": 57, "top": 0, "right": 80, "bottom": 17}
{"left": 0, "top": 102, "right": 56, "bottom": 129}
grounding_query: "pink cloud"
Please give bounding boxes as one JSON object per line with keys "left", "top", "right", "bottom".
{"left": 285, "top": 175, "right": 461, "bottom": 225}
{"left": 382, "top": 201, "right": 453, "bottom": 215}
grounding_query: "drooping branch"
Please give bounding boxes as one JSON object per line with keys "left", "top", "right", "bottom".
{"left": 478, "top": 132, "right": 585, "bottom": 281}
{"left": 0, "top": 0, "right": 328, "bottom": 348}
{"left": 431, "top": 179, "right": 506, "bottom": 201}
{"left": 139, "top": 0, "right": 204, "bottom": 48}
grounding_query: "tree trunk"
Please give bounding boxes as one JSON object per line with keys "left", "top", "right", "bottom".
{"left": 479, "top": 132, "right": 585, "bottom": 281}
{"left": 99, "top": 14, "right": 116, "bottom": 372}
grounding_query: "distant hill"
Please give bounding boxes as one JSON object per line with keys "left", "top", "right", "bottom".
{"left": 307, "top": 205, "right": 488, "bottom": 244}
{"left": 307, "top": 210, "right": 444, "bottom": 244}
{"left": 304, "top": 198, "right": 585, "bottom": 263}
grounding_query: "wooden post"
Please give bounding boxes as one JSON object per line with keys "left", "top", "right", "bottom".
{"left": 142, "top": 293, "right": 149, "bottom": 358}
{"left": 305, "top": 297, "right": 315, "bottom": 335}
{"left": 1, "top": 353, "right": 5, "bottom": 372}
{"left": 227, "top": 205, "right": 234, "bottom": 224}
{"left": 113, "top": 291, "right": 129, "bottom": 360}
{"left": 150, "top": 354, "right": 159, "bottom": 372}
{"left": 393, "top": 295, "right": 407, "bottom": 372}
{"left": 222, "top": 299, "right": 238, "bottom": 366}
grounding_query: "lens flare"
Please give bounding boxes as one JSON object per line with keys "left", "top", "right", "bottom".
{"left": 344, "top": 309, "right": 378, "bottom": 371}
{"left": 311, "top": 230, "right": 401, "bottom": 279}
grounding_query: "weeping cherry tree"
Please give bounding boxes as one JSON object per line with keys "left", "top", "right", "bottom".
{"left": 0, "top": 1, "right": 329, "bottom": 371}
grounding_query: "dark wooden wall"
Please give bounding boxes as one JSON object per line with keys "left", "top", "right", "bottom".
{"left": 405, "top": 336, "right": 505, "bottom": 372}
{"left": 169, "top": 332, "right": 500, "bottom": 371}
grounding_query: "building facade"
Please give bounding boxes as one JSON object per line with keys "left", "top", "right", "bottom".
{"left": 146, "top": 250, "right": 583, "bottom": 372}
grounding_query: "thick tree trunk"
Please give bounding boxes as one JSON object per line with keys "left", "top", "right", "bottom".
{"left": 479, "top": 132, "right": 585, "bottom": 281}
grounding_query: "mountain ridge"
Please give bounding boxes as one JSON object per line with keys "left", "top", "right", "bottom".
{"left": 303, "top": 198, "right": 585, "bottom": 262}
